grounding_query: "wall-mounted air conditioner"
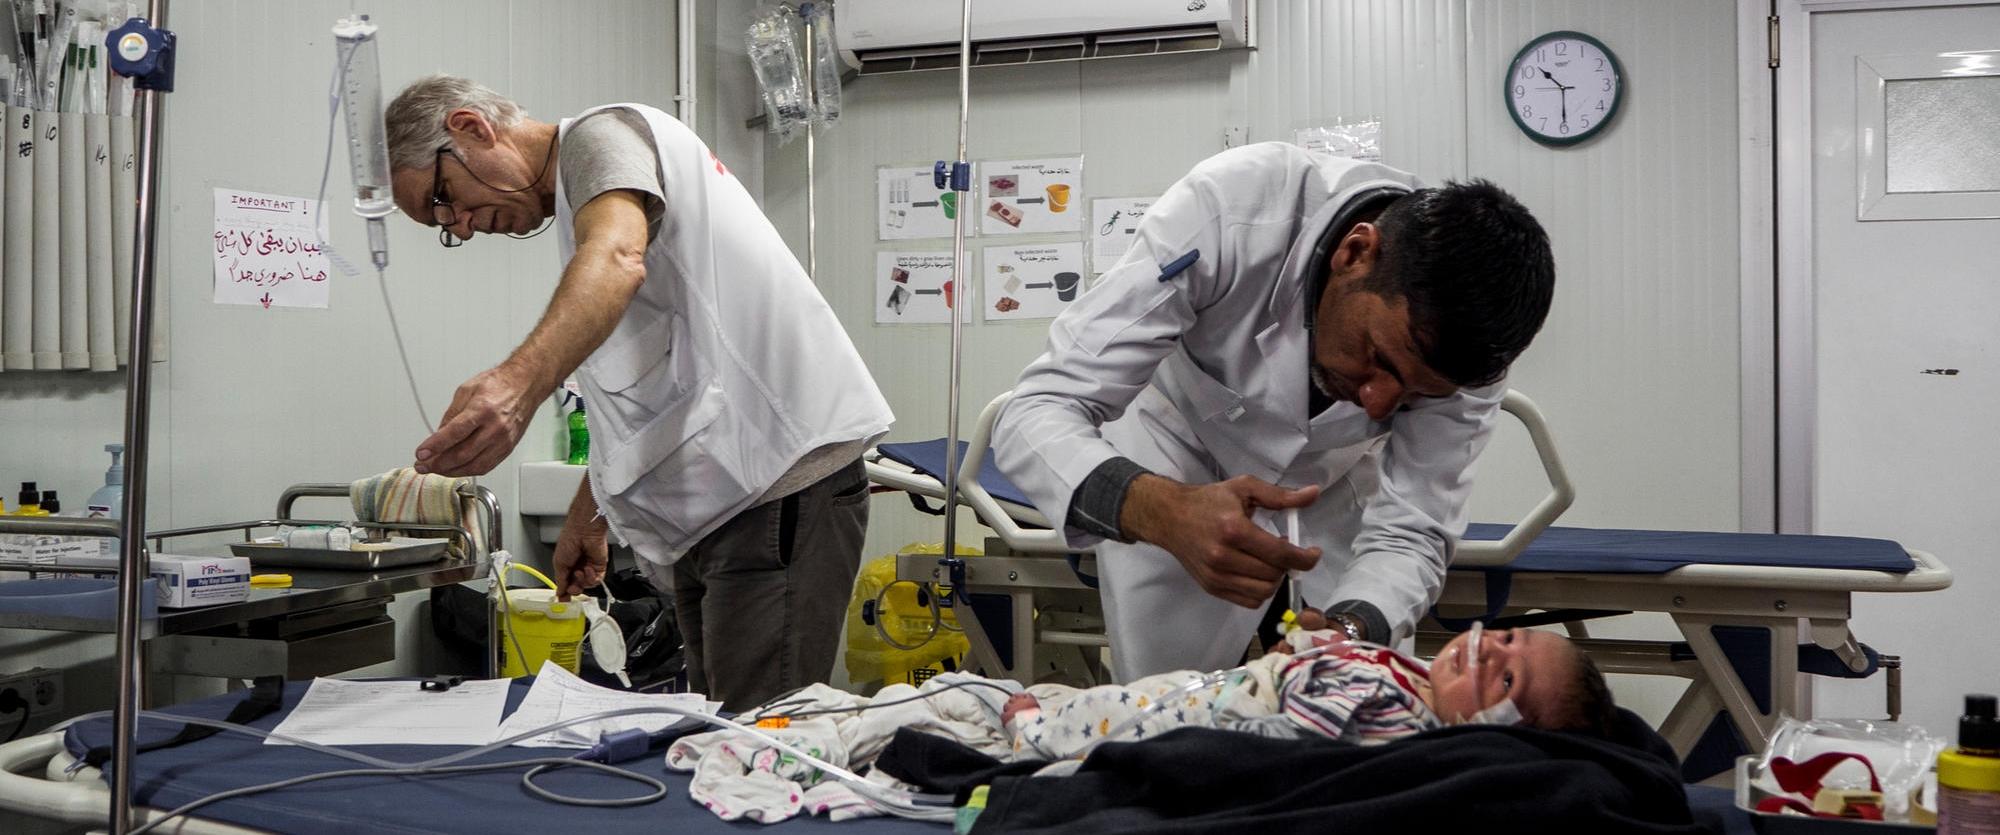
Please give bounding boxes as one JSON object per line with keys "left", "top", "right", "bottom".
{"left": 834, "top": 0, "right": 1253, "bottom": 75}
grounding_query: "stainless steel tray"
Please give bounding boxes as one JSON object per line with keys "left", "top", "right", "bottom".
{"left": 1735, "top": 756, "right": 1935, "bottom": 833}
{"left": 229, "top": 538, "right": 451, "bottom": 570}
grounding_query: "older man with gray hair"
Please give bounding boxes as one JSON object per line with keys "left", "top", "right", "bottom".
{"left": 384, "top": 76, "right": 893, "bottom": 710}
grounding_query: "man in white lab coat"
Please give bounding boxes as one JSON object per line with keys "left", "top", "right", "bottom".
{"left": 994, "top": 143, "right": 1555, "bottom": 681}
{"left": 382, "top": 77, "right": 893, "bottom": 710}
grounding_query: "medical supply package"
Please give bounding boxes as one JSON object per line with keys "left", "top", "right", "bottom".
{"left": 149, "top": 554, "right": 252, "bottom": 608}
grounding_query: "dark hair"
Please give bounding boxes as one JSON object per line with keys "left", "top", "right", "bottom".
{"left": 1362, "top": 180, "right": 1555, "bottom": 388}
{"left": 1550, "top": 645, "right": 1621, "bottom": 739}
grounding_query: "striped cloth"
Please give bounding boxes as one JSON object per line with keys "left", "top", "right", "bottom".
{"left": 349, "top": 467, "right": 483, "bottom": 555}
{"left": 1275, "top": 644, "right": 1440, "bottom": 744}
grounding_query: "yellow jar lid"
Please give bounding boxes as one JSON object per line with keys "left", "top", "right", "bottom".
{"left": 1940, "top": 749, "right": 2000, "bottom": 793}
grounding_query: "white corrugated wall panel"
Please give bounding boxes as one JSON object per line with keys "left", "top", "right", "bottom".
{"left": 1462, "top": 0, "right": 1741, "bottom": 532}
{"left": 1250, "top": 0, "right": 1468, "bottom": 180}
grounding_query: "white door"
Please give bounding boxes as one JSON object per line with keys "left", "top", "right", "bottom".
{"left": 1779, "top": 1, "right": 2000, "bottom": 737}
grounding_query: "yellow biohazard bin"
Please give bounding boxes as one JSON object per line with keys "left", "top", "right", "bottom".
{"left": 845, "top": 543, "right": 977, "bottom": 688}
{"left": 497, "top": 563, "right": 587, "bottom": 677}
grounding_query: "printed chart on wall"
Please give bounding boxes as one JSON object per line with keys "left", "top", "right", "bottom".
{"left": 1090, "top": 197, "right": 1155, "bottom": 273}
{"left": 980, "top": 157, "right": 1083, "bottom": 236}
{"left": 984, "top": 242, "right": 1085, "bottom": 321}
{"left": 878, "top": 165, "right": 976, "bottom": 241}
{"left": 212, "top": 188, "right": 332, "bottom": 309}
{"left": 876, "top": 251, "right": 971, "bottom": 325}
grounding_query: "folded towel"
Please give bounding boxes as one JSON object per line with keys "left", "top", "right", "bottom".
{"left": 350, "top": 467, "right": 484, "bottom": 556}
{"left": 275, "top": 525, "right": 354, "bottom": 550}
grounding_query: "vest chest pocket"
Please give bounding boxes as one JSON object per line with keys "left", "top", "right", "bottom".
{"left": 589, "top": 309, "right": 680, "bottom": 393}
{"left": 585, "top": 308, "right": 724, "bottom": 496}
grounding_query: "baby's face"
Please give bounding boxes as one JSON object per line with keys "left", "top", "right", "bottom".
{"left": 1429, "top": 627, "right": 1575, "bottom": 727}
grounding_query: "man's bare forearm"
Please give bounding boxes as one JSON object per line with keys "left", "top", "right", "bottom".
{"left": 565, "top": 475, "right": 607, "bottom": 536}
{"left": 501, "top": 190, "right": 652, "bottom": 394}
{"left": 502, "top": 241, "right": 646, "bottom": 394}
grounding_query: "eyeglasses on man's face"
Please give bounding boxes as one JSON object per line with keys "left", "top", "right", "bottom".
{"left": 430, "top": 146, "right": 462, "bottom": 248}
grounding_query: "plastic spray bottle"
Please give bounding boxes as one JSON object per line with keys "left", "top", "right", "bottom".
{"left": 1940, "top": 694, "right": 2000, "bottom": 834}
{"left": 566, "top": 395, "right": 590, "bottom": 466}
{"left": 86, "top": 444, "right": 125, "bottom": 518}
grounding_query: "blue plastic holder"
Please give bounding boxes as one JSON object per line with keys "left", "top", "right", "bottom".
{"left": 106, "top": 17, "right": 176, "bottom": 91}
{"left": 934, "top": 160, "right": 971, "bottom": 192}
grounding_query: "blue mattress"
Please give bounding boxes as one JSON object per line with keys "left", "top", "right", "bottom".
{"left": 1462, "top": 523, "right": 1914, "bottom": 574}
{"left": 877, "top": 440, "right": 1034, "bottom": 509}
{"left": 63, "top": 681, "right": 942, "bottom": 834}
{"left": 877, "top": 439, "right": 1915, "bottom": 575}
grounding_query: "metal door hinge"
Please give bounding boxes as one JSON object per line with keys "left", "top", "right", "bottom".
{"left": 1767, "top": 15, "right": 1781, "bottom": 69}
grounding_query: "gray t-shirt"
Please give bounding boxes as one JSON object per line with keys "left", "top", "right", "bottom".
{"left": 560, "top": 108, "right": 868, "bottom": 504}
{"left": 560, "top": 109, "right": 666, "bottom": 241}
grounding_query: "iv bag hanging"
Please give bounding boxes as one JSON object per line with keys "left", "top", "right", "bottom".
{"left": 747, "top": 2, "right": 842, "bottom": 144}
{"left": 803, "top": 3, "right": 842, "bottom": 128}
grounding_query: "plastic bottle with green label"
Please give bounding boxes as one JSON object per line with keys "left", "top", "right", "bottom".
{"left": 566, "top": 395, "right": 590, "bottom": 466}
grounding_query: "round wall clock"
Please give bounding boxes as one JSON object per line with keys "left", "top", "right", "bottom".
{"left": 1506, "top": 31, "right": 1623, "bottom": 146}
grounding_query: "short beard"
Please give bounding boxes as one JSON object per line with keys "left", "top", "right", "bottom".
{"left": 1310, "top": 364, "right": 1340, "bottom": 399}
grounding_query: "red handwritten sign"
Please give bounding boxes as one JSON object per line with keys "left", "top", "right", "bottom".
{"left": 212, "top": 188, "right": 333, "bottom": 309}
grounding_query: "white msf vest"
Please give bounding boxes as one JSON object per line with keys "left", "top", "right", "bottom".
{"left": 558, "top": 103, "right": 892, "bottom": 564}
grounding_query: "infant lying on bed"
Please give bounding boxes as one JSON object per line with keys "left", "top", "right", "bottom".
{"left": 666, "top": 626, "right": 1617, "bottom": 823}
{"left": 1001, "top": 626, "right": 1618, "bottom": 760}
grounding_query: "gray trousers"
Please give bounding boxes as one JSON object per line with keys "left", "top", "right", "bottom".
{"left": 668, "top": 459, "right": 868, "bottom": 712}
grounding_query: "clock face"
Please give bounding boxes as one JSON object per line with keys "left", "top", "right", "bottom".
{"left": 1506, "top": 31, "right": 1622, "bottom": 146}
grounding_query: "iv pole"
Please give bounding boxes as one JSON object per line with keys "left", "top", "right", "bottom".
{"left": 801, "top": 2, "right": 819, "bottom": 283}
{"left": 107, "top": 4, "right": 173, "bottom": 831}
{"left": 938, "top": 0, "right": 972, "bottom": 580}
{"left": 739, "top": 3, "right": 829, "bottom": 282}
{"left": 0, "top": 8, "right": 171, "bottom": 825}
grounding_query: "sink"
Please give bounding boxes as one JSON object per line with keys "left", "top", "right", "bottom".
{"left": 517, "top": 461, "right": 587, "bottom": 544}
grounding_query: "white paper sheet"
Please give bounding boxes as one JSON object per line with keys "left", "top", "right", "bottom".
{"left": 268, "top": 677, "right": 510, "bottom": 747}
{"left": 874, "top": 250, "right": 971, "bottom": 325}
{"left": 983, "top": 242, "right": 1085, "bottom": 321}
{"left": 496, "top": 661, "right": 719, "bottom": 749}
{"left": 211, "top": 188, "right": 333, "bottom": 309}
{"left": 979, "top": 157, "right": 1084, "bottom": 235}
{"left": 1089, "top": 196, "right": 1156, "bottom": 272}
{"left": 878, "top": 164, "right": 976, "bottom": 241}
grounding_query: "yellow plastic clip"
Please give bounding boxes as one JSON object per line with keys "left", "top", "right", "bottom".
{"left": 755, "top": 716, "right": 792, "bottom": 729}
{"left": 250, "top": 574, "right": 293, "bottom": 589}
{"left": 1281, "top": 609, "right": 1300, "bottom": 633}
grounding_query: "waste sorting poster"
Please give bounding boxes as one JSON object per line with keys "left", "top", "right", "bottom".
{"left": 983, "top": 242, "right": 1084, "bottom": 321}
{"left": 979, "top": 157, "right": 1083, "bottom": 236}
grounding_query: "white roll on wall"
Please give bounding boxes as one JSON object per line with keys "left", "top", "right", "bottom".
{"left": 59, "top": 115, "right": 89, "bottom": 369}
{"left": 1, "top": 109, "right": 29, "bottom": 369}
{"left": 109, "top": 115, "right": 135, "bottom": 365}
{"left": 85, "top": 114, "right": 114, "bottom": 372}
{"left": 1, "top": 108, "right": 30, "bottom": 370}
{"left": 30, "top": 110, "right": 58, "bottom": 369}
{"left": 0, "top": 104, "right": 6, "bottom": 373}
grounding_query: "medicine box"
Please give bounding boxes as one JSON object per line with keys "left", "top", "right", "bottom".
{"left": 149, "top": 554, "right": 252, "bottom": 608}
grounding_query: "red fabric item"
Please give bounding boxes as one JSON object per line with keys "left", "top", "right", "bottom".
{"left": 1755, "top": 797, "right": 1818, "bottom": 817}
{"left": 1769, "top": 752, "right": 1882, "bottom": 795}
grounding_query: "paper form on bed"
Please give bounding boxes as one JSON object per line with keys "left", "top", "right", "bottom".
{"left": 495, "top": 661, "right": 722, "bottom": 748}
{"left": 268, "top": 677, "right": 510, "bottom": 746}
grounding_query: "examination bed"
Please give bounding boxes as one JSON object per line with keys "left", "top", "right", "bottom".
{"left": 0, "top": 679, "right": 942, "bottom": 834}
{"left": 865, "top": 391, "right": 1953, "bottom": 780}
{"left": 0, "top": 679, "right": 1758, "bottom": 833}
